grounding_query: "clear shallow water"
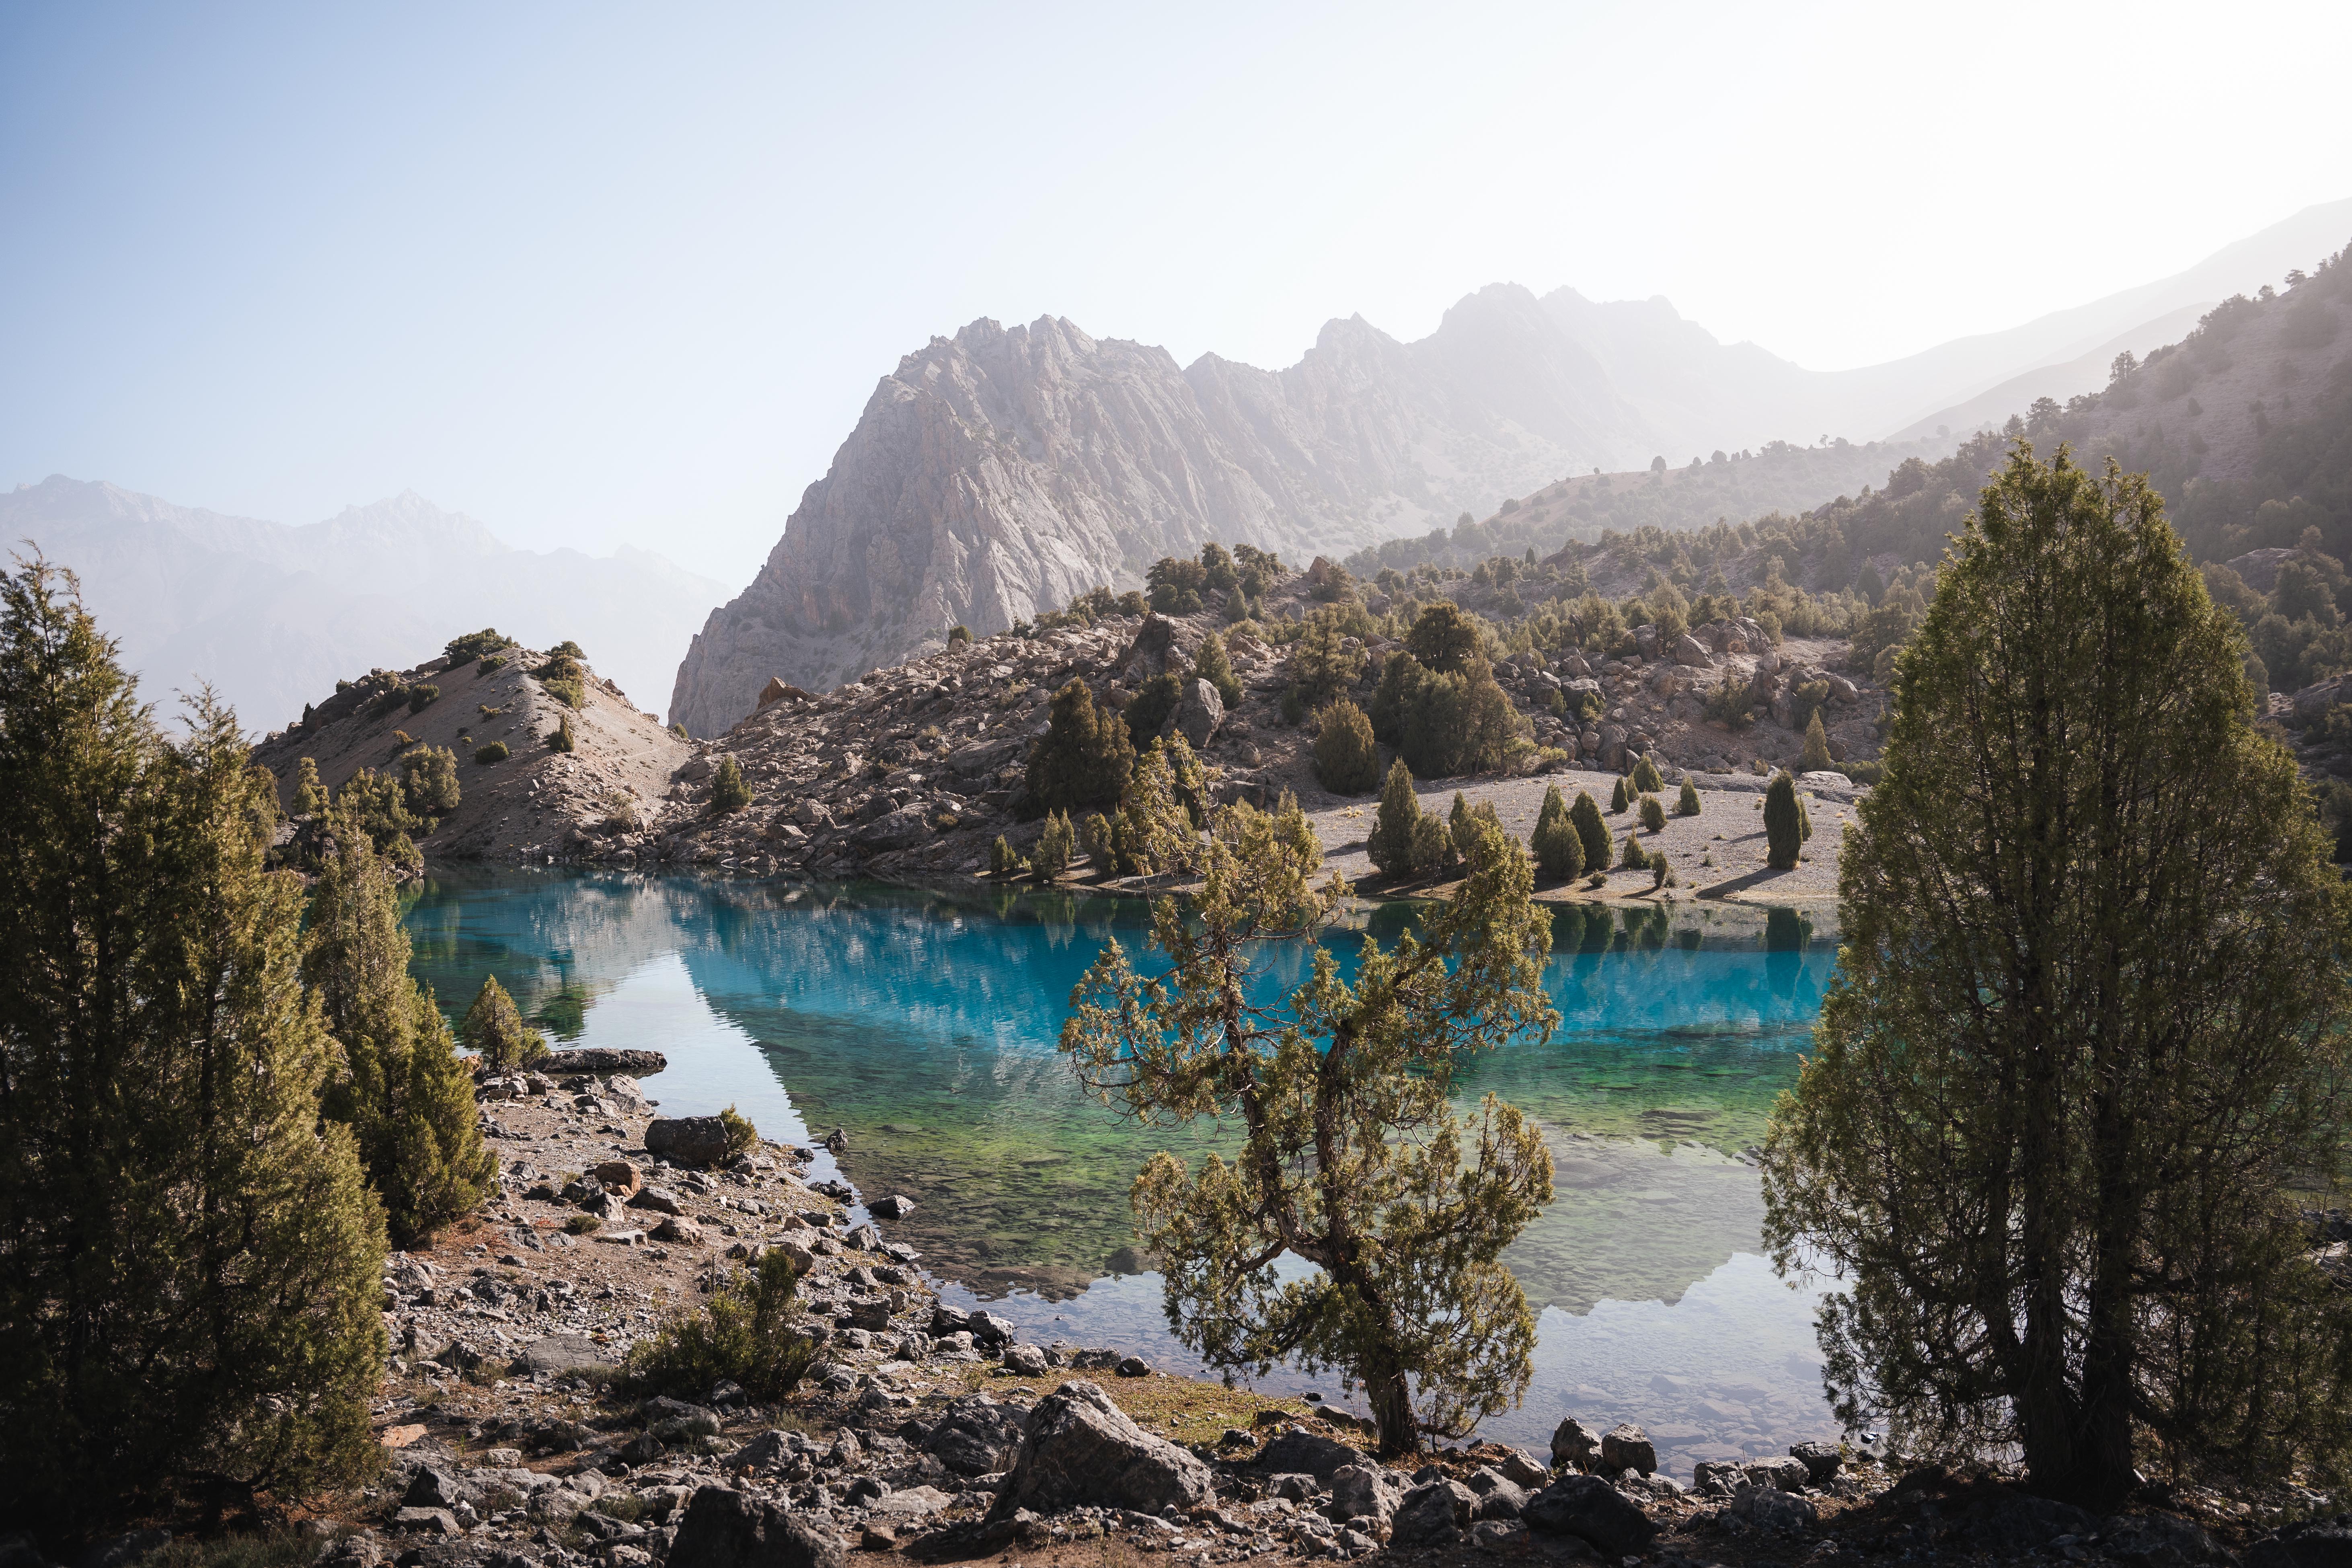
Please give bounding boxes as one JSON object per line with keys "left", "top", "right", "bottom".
{"left": 403, "top": 870, "right": 1841, "bottom": 1473}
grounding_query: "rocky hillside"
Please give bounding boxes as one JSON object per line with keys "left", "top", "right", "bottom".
{"left": 668, "top": 293, "right": 1669, "bottom": 734}
{"left": 253, "top": 638, "right": 693, "bottom": 865}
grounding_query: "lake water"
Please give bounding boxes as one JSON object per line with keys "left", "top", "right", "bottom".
{"left": 403, "top": 870, "right": 1843, "bottom": 1474}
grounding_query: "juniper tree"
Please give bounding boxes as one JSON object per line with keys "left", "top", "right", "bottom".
{"left": 291, "top": 754, "right": 326, "bottom": 815}
{"left": 1762, "top": 447, "right": 2352, "bottom": 1505}
{"left": 1676, "top": 777, "right": 1702, "bottom": 816}
{"left": 1194, "top": 630, "right": 1243, "bottom": 709}
{"left": 1638, "top": 793, "right": 1667, "bottom": 833}
{"left": 1569, "top": 789, "right": 1610, "bottom": 869}
{"left": 1609, "top": 775, "right": 1631, "bottom": 813}
{"left": 1762, "top": 769, "right": 1808, "bottom": 869}
{"left": 399, "top": 743, "right": 460, "bottom": 818}
{"left": 306, "top": 818, "right": 494, "bottom": 1245}
{"left": 1531, "top": 783, "right": 1584, "bottom": 880}
{"left": 461, "top": 975, "right": 546, "bottom": 1071}
{"left": 1631, "top": 754, "right": 1664, "bottom": 793}
{"left": 1313, "top": 699, "right": 1382, "bottom": 794}
{"left": 710, "top": 754, "right": 752, "bottom": 814}
{"left": 0, "top": 563, "right": 384, "bottom": 1526}
{"left": 1111, "top": 739, "right": 1201, "bottom": 878}
{"left": 1033, "top": 810, "right": 1076, "bottom": 881}
{"left": 1799, "top": 711, "right": 1833, "bottom": 773}
{"left": 1062, "top": 796, "right": 1555, "bottom": 1457}
{"left": 1366, "top": 757, "right": 1422, "bottom": 875}
{"left": 1027, "top": 680, "right": 1136, "bottom": 813}
{"left": 1618, "top": 826, "right": 1648, "bottom": 869}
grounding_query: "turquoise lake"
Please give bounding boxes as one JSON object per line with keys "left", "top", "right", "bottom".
{"left": 403, "top": 870, "right": 1843, "bottom": 1475}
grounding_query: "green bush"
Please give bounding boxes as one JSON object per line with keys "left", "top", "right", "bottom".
{"left": 1569, "top": 790, "right": 1610, "bottom": 869}
{"left": 1278, "top": 684, "right": 1306, "bottom": 726}
{"left": 1034, "top": 810, "right": 1076, "bottom": 880}
{"left": 1449, "top": 791, "right": 1500, "bottom": 860}
{"left": 1650, "top": 849, "right": 1673, "bottom": 890}
{"left": 1610, "top": 776, "right": 1631, "bottom": 813}
{"left": 947, "top": 624, "right": 972, "bottom": 647}
{"left": 1677, "top": 779, "right": 1702, "bottom": 816}
{"left": 719, "top": 1104, "right": 757, "bottom": 1156}
{"left": 543, "top": 676, "right": 585, "bottom": 709}
{"left": 368, "top": 685, "right": 411, "bottom": 720}
{"left": 1367, "top": 758, "right": 1423, "bottom": 875}
{"left": 1079, "top": 811, "right": 1115, "bottom": 873}
{"left": 474, "top": 741, "right": 509, "bottom": 764}
{"left": 334, "top": 765, "right": 423, "bottom": 852}
{"left": 1027, "top": 680, "right": 1135, "bottom": 813}
{"left": 671, "top": 722, "right": 689, "bottom": 740}
{"left": 1619, "top": 828, "right": 1648, "bottom": 870}
{"left": 563, "top": 1214, "right": 601, "bottom": 1235}
{"left": 1800, "top": 711, "right": 1834, "bottom": 773}
{"left": 990, "top": 835, "right": 1027, "bottom": 878}
{"left": 460, "top": 976, "right": 546, "bottom": 1071}
{"left": 406, "top": 684, "right": 440, "bottom": 714}
{"left": 476, "top": 656, "right": 505, "bottom": 676}
{"left": 1631, "top": 754, "right": 1664, "bottom": 793}
{"left": 1763, "top": 769, "right": 1809, "bottom": 869}
{"left": 1639, "top": 793, "right": 1667, "bottom": 833}
{"left": 1194, "top": 631, "right": 1243, "bottom": 708}
{"left": 550, "top": 640, "right": 583, "bottom": 659}
{"left": 1407, "top": 813, "right": 1451, "bottom": 875}
{"left": 1703, "top": 674, "right": 1756, "bottom": 730}
{"left": 1844, "top": 758, "right": 1885, "bottom": 787}
{"left": 398, "top": 745, "right": 460, "bottom": 820}
{"left": 1531, "top": 784, "right": 1584, "bottom": 880}
{"left": 710, "top": 756, "right": 752, "bottom": 814}
{"left": 1313, "top": 699, "right": 1382, "bottom": 794}
{"left": 547, "top": 713, "right": 575, "bottom": 752}
{"left": 1790, "top": 678, "right": 1832, "bottom": 736}
{"left": 290, "top": 756, "right": 326, "bottom": 816}
{"left": 443, "top": 628, "right": 513, "bottom": 666}
{"left": 629, "top": 1247, "right": 814, "bottom": 1402}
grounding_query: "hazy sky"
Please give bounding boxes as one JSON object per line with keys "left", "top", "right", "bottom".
{"left": 4, "top": 0, "right": 2348, "bottom": 584}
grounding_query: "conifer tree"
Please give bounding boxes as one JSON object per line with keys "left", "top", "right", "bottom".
{"left": 1763, "top": 447, "right": 2352, "bottom": 1502}
{"left": 399, "top": 743, "right": 460, "bottom": 819}
{"left": 0, "top": 563, "right": 384, "bottom": 1526}
{"left": 1619, "top": 826, "right": 1648, "bottom": 869}
{"left": 461, "top": 975, "right": 546, "bottom": 1071}
{"left": 548, "top": 712, "right": 576, "bottom": 752}
{"left": 1676, "top": 777, "right": 1702, "bottom": 816}
{"left": 1638, "top": 793, "right": 1667, "bottom": 833}
{"left": 1569, "top": 789, "right": 1610, "bottom": 869}
{"left": 1367, "top": 757, "right": 1422, "bottom": 875}
{"left": 1193, "top": 630, "right": 1243, "bottom": 709}
{"left": 1033, "top": 810, "right": 1076, "bottom": 881}
{"left": 1631, "top": 754, "right": 1664, "bottom": 793}
{"left": 292, "top": 754, "right": 326, "bottom": 815}
{"left": 1763, "top": 769, "right": 1808, "bottom": 869}
{"left": 306, "top": 818, "right": 495, "bottom": 1245}
{"left": 1078, "top": 810, "right": 1115, "bottom": 874}
{"left": 1113, "top": 740, "right": 1202, "bottom": 878}
{"left": 710, "top": 754, "right": 752, "bottom": 814}
{"left": 1531, "top": 783, "right": 1583, "bottom": 880}
{"left": 1799, "top": 711, "right": 1833, "bottom": 773}
{"left": 1312, "top": 699, "right": 1382, "bottom": 794}
{"left": 1609, "top": 775, "right": 1631, "bottom": 813}
{"left": 1063, "top": 797, "right": 1555, "bottom": 1457}
{"left": 1027, "top": 680, "right": 1136, "bottom": 813}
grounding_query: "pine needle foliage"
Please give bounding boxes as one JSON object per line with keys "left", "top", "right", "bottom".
{"left": 1193, "top": 630, "right": 1243, "bottom": 709}
{"left": 1762, "top": 446, "right": 2352, "bottom": 1505}
{"left": 1367, "top": 758, "right": 1423, "bottom": 876}
{"left": 1763, "top": 770, "right": 1808, "bottom": 869}
{"left": 306, "top": 821, "right": 494, "bottom": 1245}
{"left": 0, "top": 561, "right": 385, "bottom": 1527}
{"left": 1609, "top": 775, "right": 1631, "bottom": 813}
{"left": 1313, "top": 699, "right": 1382, "bottom": 795}
{"left": 1799, "top": 711, "right": 1834, "bottom": 773}
{"left": 460, "top": 975, "right": 546, "bottom": 1072}
{"left": 1676, "top": 778, "right": 1702, "bottom": 816}
{"left": 1026, "top": 680, "right": 1136, "bottom": 814}
{"left": 627, "top": 1247, "right": 813, "bottom": 1402}
{"left": 1638, "top": 793, "right": 1667, "bottom": 833}
{"left": 1531, "top": 783, "right": 1584, "bottom": 880}
{"left": 1618, "top": 827, "right": 1648, "bottom": 869}
{"left": 1631, "top": 754, "right": 1664, "bottom": 793}
{"left": 1569, "top": 790, "right": 1610, "bottom": 870}
{"left": 1061, "top": 795, "right": 1555, "bottom": 1457}
{"left": 291, "top": 755, "right": 326, "bottom": 816}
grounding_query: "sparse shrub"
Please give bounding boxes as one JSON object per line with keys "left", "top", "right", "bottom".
{"left": 1313, "top": 699, "right": 1382, "bottom": 794}
{"left": 474, "top": 741, "right": 509, "bottom": 764}
{"left": 1569, "top": 790, "right": 1609, "bottom": 869}
{"left": 626, "top": 1247, "right": 813, "bottom": 1402}
{"left": 389, "top": 729, "right": 415, "bottom": 748}
{"left": 1677, "top": 778, "right": 1701, "bottom": 816}
{"left": 1531, "top": 784, "right": 1583, "bottom": 880}
{"left": 1790, "top": 678, "right": 1832, "bottom": 736}
{"left": 1194, "top": 631, "right": 1243, "bottom": 708}
{"left": 443, "top": 628, "right": 513, "bottom": 666}
{"left": 1610, "top": 776, "right": 1631, "bottom": 813}
{"left": 1079, "top": 811, "right": 1115, "bottom": 872}
{"left": 563, "top": 1214, "right": 601, "bottom": 1236}
{"left": 1703, "top": 674, "right": 1756, "bottom": 730}
{"left": 1619, "top": 827, "right": 1647, "bottom": 870}
{"left": 476, "top": 656, "right": 504, "bottom": 676}
{"left": 947, "top": 625, "right": 972, "bottom": 647}
{"left": 543, "top": 676, "right": 585, "bottom": 709}
{"left": 710, "top": 756, "right": 752, "bottom": 814}
{"left": 1278, "top": 684, "right": 1306, "bottom": 727}
{"left": 550, "top": 640, "right": 583, "bottom": 659}
{"left": 991, "top": 835, "right": 1027, "bottom": 878}
{"left": 1800, "top": 711, "right": 1834, "bottom": 773}
{"left": 291, "top": 756, "right": 326, "bottom": 816}
{"left": 547, "top": 714, "right": 575, "bottom": 752}
{"left": 1027, "top": 680, "right": 1136, "bottom": 813}
{"left": 407, "top": 684, "right": 440, "bottom": 714}
{"left": 1631, "top": 754, "right": 1664, "bottom": 793}
{"left": 1367, "top": 758, "right": 1423, "bottom": 875}
{"left": 478, "top": 703, "right": 504, "bottom": 718}
{"left": 671, "top": 722, "right": 689, "bottom": 740}
{"left": 718, "top": 1104, "right": 757, "bottom": 1155}
{"left": 1844, "top": 758, "right": 1884, "bottom": 787}
{"left": 369, "top": 685, "right": 411, "bottom": 719}
{"left": 1639, "top": 793, "right": 1666, "bottom": 832}
{"left": 1763, "top": 769, "right": 1808, "bottom": 869}
{"left": 460, "top": 976, "right": 546, "bottom": 1071}
{"left": 1034, "top": 810, "right": 1076, "bottom": 881}
{"left": 398, "top": 745, "right": 460, "bottom": 820}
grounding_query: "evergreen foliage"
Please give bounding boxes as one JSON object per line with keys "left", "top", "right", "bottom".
{"left": 547, "top": 713, "right": 575, "bottom": 752}
{"left": 1569, "top": 790, "right": 1610, "bottom": 869}
{"left": 1407, "top": 813, "right": 1451, "bottom": 875}
{"left": 1403, "top": 600, "right": 1483, "bottom": 672}
{"left": 718, "top": 1103, "right": 757, "bottom": 1155}
{"left": 475, "top": 741, "right": 509, "bottom": 764}
{"left": 460, "top": 976, "right": 546, "bottom": 1071}
{"left": 1799, "top": 711, "right": 1834, "bottom": 773}
{"left": 442, "top": 628, "right": 513, "bottom": 666}
{"left": 1367, "top": 758, "right": 1423, "bottom": 876}
{"left": 334, "top": 764, "right": 425, "bottom": 867}
{"left": 1618, "top": 826, "right": 1648, "bottom": 869}
{"left": 406, "top": 683, "right": 440, "bottom": 713}
{"left": 291, "top": 755, "right": 326, "bottom": 816}
{"left": 1193, "top": 630, "right": 1243, "bottom": 708}
{"left": 1448, "top": 791, "right": 1502, "bottom": 862}
{"left": 1078, "top": 811, "right": 1115, "bottom": 873}
{"left": 710, "top": 754, "right": 752, "bottom": 814}
{"left": 1370, "top": 645, "right": 1520, "bottom": 778}
{"left": 946, "top": 624, "right": 972, "bottom": 647}
{"left": 1124, "top": 671, "right": 1187, "bottom": 746}
{"left": 0, "top": 562, "right": 385, "bottom": 1527}
{"left": 305, "top": 821, "right": 493, "bottom": 1245}
{"left": 1531, "top": 783, "right": 1584, "bottom": 880}
{"left": 1609, "top": 775, "right": 1631, "bottom": 813}
{"left": 1677, "top": 778, "right": 1702, "bottom": 816}
{"left": 399, "top": 744, "right": 460, "bottom": 818}
{"left": 1763, "top": 769, "right": 1808, "bottom": 869}
{"left": 1110, "top": 740, "right": 1199, "bottom": 878}
{"left": 990, "top": 834, "right": 1027, "bottom": 878}
{"left": 1312, "top": 699, "right": 1382, "bottom": 794}
{"left": 1026, "top": 680, "right": 1136, "bottom": 814}
{"left": 1033, "top": 810, "right": 1076, "bottom": 881}
{"left": 627, "top": 1247, "right": 813, "bottom": 1401}
{"left": 1631, "top": 754, "right": 1664, "bottom": 793}
{"left": 1766, "top": 446, "right": 2352, "bottom": 1504}
{"left": 1704, "top": 672, "right": 1757, "bottom": 729}
{"left": 1289, "top": 608, "right": 1364, "bottom": 705}
{"left": 1062, "top": 795, "right": 1553, "bottom": 1456}
{"left": 1638, "top": 793, "right": 1667, "bottom": 833}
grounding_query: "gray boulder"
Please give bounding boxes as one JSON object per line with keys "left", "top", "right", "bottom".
{"left": 516, "top": 1333, "right": 617, "bottom": 1379}
{"left": 1742, "top": 1455, "right": 1811, "bottom": 1492}
{"left": 1670, "top": 632, "right": 1715, "bottom": 668}
{"left": 1521, "top": 1475, "right": 1658, "bottom": 1556}
{"left": 1497, "top": 1449, "right": 1550, "bottom": 1488}
{"left": 1326, "top": 1462, "right": 1403, "bottom": 1525}
{"left": 1391, "top": 1480, "right": 1476, "bottom": 1547}
{"left": 402, "top": 1465, "right": 476, "bottom": 1511}
{"left": 1171, "top": 678, "right": 1224, "bottom": 748}
{"left": 924, "top": 1393, "right": 1029, "bottom": 1476}
{"left": 868, "top": 1194, "right": 916, "bottom": 1219}
{"left": 1790, "top": 1441, "right": 1843, "bottom": 1484}
{"left": 1600, "top": 1422, "right": 1655, "bottom": 1476}
{"left": 668, "top": 1485, "right": 845, "bottom": 1568}
{"left": 645, "top": 1116, "right": 734, "bottom": 1167}
{"left": 1467, "top": 1470, "right": 1530, "bottom": 1521}
{"left": 1259, "top": 1428, "right": 1364, "bottom": 1481}
{"left": 993, "top": 1380, "right": 1213, "bottom": 1516}
{"left": 2108, "top": 1513, "right": 2233, "bottom": 1568}
{"left": 1732, "top": 1484, "right": 1819, "bottom": 1533}
{"left": 541, "top": 1047, "right": 667, "bottom": 1077}
{"left": 1549, "top": 1416, "right": 1601, "bottom": 1471}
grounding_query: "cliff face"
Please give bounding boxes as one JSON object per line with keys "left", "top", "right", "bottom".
{"left": 668, "top": 292, "right": 1655, "bottom": 736}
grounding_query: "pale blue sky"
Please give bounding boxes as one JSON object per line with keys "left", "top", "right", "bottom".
{"left": 3, "top": 0, "right": 2348, "bottom": 582}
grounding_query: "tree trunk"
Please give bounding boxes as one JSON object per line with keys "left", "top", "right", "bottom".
{"left": 1364, "top": 1349, "right": 1419, "bottom": 1459}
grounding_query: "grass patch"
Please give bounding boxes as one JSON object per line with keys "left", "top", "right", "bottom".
{"left": 563, "top": 1214, "right": 601, "bottom": 1235}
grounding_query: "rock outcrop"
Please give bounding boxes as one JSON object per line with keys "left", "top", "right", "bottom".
{"left": 669, "top": 292, "right": 1661, "bottom": 734}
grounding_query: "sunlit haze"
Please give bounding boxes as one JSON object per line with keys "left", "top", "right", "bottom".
{"left": 3, "top": 0, "right": 2347, "bottom": 581}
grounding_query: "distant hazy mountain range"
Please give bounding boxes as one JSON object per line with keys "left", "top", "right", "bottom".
{"left": 0, "top": 477, "right": 724, "bottom": 736}
{"left": 669, "top": 201, "right": 2350, "bottom": 733}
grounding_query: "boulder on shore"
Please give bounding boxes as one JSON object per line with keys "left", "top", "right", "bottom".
{"left": 646, "top": 1116, "right": 735, "bottom": 1167}
{"left": 541, "top": 1047, "right": 668, "bottom": 1077}
{"left": 992, "top": 1380, "right": 1212, "bottom": 1516}
{"left": 668, "top": 1485, "right": 844, "bottom": 1568}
